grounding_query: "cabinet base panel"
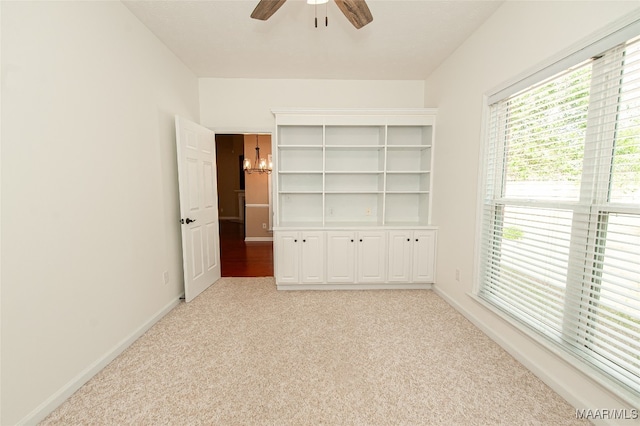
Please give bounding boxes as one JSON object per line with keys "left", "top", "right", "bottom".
{"left": 276, "top": 283, "right": 433, "bottom": 291}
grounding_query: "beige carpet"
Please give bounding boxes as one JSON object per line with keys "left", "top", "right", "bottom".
{"left": 42, "top": 277, "right": 588, "bottom": 425}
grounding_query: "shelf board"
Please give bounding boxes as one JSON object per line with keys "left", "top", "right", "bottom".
{"left": 278, "top": 171, "right": 323, "bottom": 174}
{"left": 386, "top": 144, "right": 432, "bottom": 149}
{"left": 383, "top": 221, "right": 432, "bottom": 227}
{"left": 275, "top": 223, "right": 437, "bottom": 230}
{"left": 325, "top": 170, "right": 384, "bottom": 174}
{"left": 325, "top": 190, "right": 383, "bottom": 194}
{"left": 325, "top": 145, "right": 384, "bottom": 149}
{"left": 277, "top": 144, "right": 323, "bottom": 149}
{"left": 279, "top": 190, "right": 428, "bottom": 194}
{"left": 323, "top": 220, "right": 384, "bottom": 227}
{"left": 278, "top": 144, "right": 431, "bottom": 149}
{"left": 279, "top": 191, "right": 323, "bottom": 194}
{"left": 277, "top": 221, "right": 325, "bottom": 228}
{"left": 385, "top": 191, "right": 430, "bottom": 194}
{"left": 324, "top": 171, "right": 384, "bottom": 175}
{"left": 386, "top": 170, "right": 430, "bottom": 174}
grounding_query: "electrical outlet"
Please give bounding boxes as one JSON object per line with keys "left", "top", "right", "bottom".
{"left": 163, "top": 271, "right": 169, "bottom": 285}
{"left": 365, "top": 207, "right": 371, "bottom": 216}
{"left": 262, "top": 223, "right": 267, "bottom": 229}
{"left": 455, "top": 269, "right": 460, "bottom": 282}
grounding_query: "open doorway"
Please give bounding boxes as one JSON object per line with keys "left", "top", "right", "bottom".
{"left": 215, "top": 134, "right": 273, "bottom": 277}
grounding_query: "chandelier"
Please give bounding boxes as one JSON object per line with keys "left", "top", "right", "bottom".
{"left": 243, "top": 135, "right": 272, "bottom": 174}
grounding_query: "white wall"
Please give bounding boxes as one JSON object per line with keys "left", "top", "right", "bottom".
{"left": 425, "top": 0, "right": 640, "bottom": 417}
{"left": 199, "top": 78, "right": 425, "bottom": 130}
{"left": 0, "top": 2, "right": 199, "bottom": 424}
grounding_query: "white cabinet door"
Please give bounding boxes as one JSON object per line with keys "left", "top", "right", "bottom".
{"left": 357, "top": 231, "right": 386, "bottom": 283}
{"left": 300, "top": 231, "right": 324, "bottom": 283}
{"left": 278, "top": 228, "right": 435, "bottom": 286}
{"left": 388, "top": 230, "right": 436, "bottom": 283}
{"left": 387, "top": 230, "right": 412, "bottom": 282}
{"left": 326, "top": 231, "right": 356, "bottom": 283}
{"left": 327, "top": 230, "right": 386, "bottom": 284}
{"left": 413, "top": 230, "right": 436, "bottom": 283}
{"left": 275, "top": 232, "right": 300, "bottom": 284}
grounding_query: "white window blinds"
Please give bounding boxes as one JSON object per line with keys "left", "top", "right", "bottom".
{"left": 479, "top": 35, "right": 640, "bottom": 396}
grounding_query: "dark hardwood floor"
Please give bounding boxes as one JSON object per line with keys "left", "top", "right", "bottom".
{"left": 219, "top": 220, "right": 274, "bottom": 277}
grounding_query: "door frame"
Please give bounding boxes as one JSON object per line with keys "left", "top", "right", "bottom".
{"left": 213, "top": 128, "right": 274, "bottom": 239}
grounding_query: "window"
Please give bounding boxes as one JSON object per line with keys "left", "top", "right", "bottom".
{"left": 479, "top": 35, "right": 640, "bottom": 396}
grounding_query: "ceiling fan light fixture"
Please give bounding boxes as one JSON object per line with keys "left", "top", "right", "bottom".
{"left": 252, "top": 0, "right": 372, "bottom": 29}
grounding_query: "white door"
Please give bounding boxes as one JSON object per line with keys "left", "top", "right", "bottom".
{"left": 175, "top": 116, "right": 221, "bottom": 302}
{"left": 275, "top": 231, "right": 300, "bottom": 284}
{"left": 357, "top": 231, "right": 386, "bottom": 283}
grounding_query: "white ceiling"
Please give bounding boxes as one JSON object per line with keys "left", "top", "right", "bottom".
{"left": 123, "top": 0, "right": 503, "bottom": 80}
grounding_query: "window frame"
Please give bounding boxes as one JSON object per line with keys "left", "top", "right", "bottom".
{"left": 474, "top": 17, "right": 640, "bottom": 406}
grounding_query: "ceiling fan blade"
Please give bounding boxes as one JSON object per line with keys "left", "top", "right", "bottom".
{"left": 334, "top": 0, "right": 373, "bottom": 29}
{"left": 251, "top": 0, "right": 288, "bottom": 21}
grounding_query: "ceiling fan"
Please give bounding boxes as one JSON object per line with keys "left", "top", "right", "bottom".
{"left": 251, "top": 0, "right": 373, "bottom": 29}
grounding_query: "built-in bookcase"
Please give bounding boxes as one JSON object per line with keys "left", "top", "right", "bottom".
{"left": 273, "top": 109, "right": 437, "bottom": 290}
{"left": 273, "top": 109, "right": 436, "bottom": 228}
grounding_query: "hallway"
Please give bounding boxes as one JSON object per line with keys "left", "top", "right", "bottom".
{"left": 219, "top": 220, "right": 274, "bottom": 277}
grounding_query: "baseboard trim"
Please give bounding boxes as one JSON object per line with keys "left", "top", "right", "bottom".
{"left": 244, "top": 237, "right": 273, "bottom": 242}
{"left": 19, "top": 294, "right": 183, "bottom": 425}
{"left": 277, "top": 283, "right": 432, "bottom": 291}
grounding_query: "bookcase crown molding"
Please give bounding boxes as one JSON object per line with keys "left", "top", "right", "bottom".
{"left": 272, "top": 107, "right": 438, "bottom": 117}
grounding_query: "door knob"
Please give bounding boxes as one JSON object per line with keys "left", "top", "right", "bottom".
{"left": 185, "top": 218, "right": 196, "bottom": 224}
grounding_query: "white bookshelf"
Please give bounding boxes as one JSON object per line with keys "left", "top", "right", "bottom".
{"left": 272, "top": 109, "right": 437, "bottom": 289}
{"left": 274, "top": 110, "right": 435, "bottom": 227}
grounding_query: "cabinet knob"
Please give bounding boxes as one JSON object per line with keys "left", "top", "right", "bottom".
{"left": 415, "top": 239, "right": 419, "bottom": 242}
{"left": 294, "top": 239, "right": 297, "bottom": 242}
{"left": 359, "top": 239, "right": 363, "bottom": 242}
{"left": 303, "top": 239, "right": 306, "bottom": 242}
{"left": 407, "top": 238, "right": 410, "bottom": 242}
{"left": 350, "top": 239, "right": 354, "bottom": 242}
